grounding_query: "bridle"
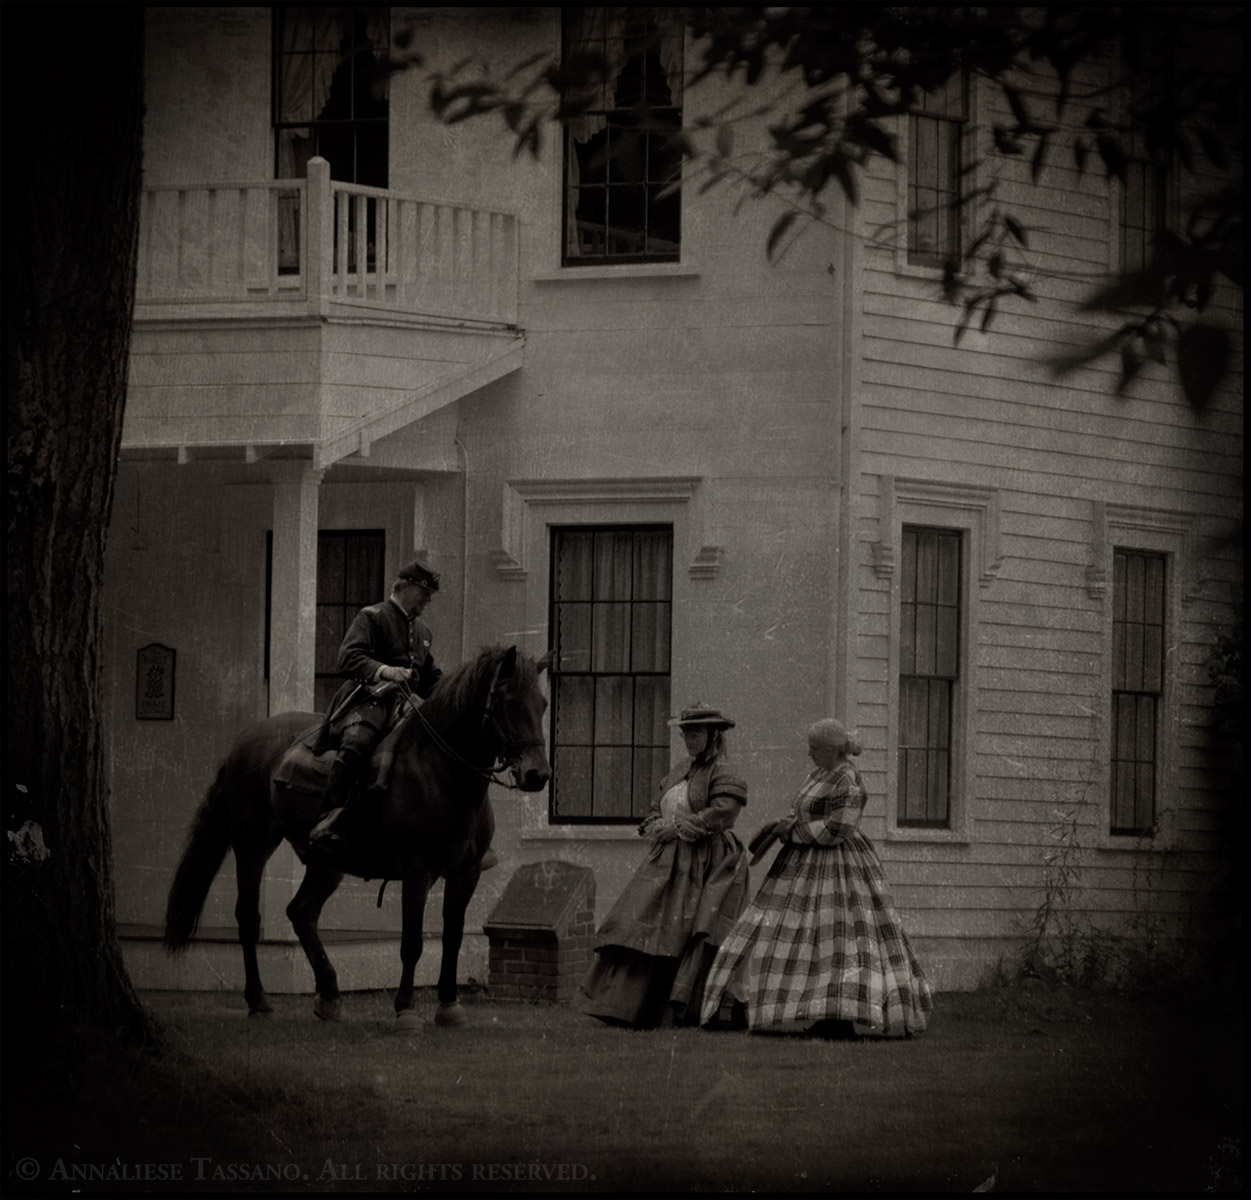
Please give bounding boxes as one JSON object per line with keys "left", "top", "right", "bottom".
{"left": 397, "top": 673, "right": 544, "bottom": 791}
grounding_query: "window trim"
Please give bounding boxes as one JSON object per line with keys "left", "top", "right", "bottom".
{"left": 895, "top": 69, "right": 980, "bottom": 278}
{"left": 875, "top": 476, "right": 1002, "bottom": 844}
{"left": 271, "top": 5, "right": 391, "bottom": 186}
{"left": 547, "top": 523, "right": 674, "bottom": 825}
{"left": 1088, "top": 502, "right": 1192, "bottom": 852}
{"left": 496, "top": 476, "right": 715, "bottom": 837}
{"left": 558, "top": 6, "right": 686, "bottom": 269}
{"left": 1107, "top": 37, "right": 1180, "bottom": 278}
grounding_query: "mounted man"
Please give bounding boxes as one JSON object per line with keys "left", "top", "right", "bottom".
{"left": 308, "top": 559, "right": 445, "bottom": 859}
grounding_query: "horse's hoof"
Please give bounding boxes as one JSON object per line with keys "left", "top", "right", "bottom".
{"left": 313, "top": 994, "right": 343, "bottom": 1022}
{"left": 248, "top": 1005, "right": 274, "bottom": 1019}
{"left": 393, "top": 1009, "right": 423, "bottom": 1034}
{"left": 434, "top": 1002, "right": 468, "bottom": 1027}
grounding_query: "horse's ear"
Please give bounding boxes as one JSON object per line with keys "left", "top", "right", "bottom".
{"left": 535, "top": 650, "right": 556, "bottom": 677}
{"left": 498, "top": 645, "right": 519, "bottom": 680}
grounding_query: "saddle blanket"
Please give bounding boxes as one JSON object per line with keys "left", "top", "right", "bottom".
{"left": 272, "top": 740, "right": 334, "bottom": 796}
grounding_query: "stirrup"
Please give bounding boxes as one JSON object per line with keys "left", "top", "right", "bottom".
{"left": 310, "top": 807, "right": 345, "bottom": 841}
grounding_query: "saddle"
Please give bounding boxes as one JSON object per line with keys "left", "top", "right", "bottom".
{"left": 273, "top": 711, "right": 413, "bottom": 801}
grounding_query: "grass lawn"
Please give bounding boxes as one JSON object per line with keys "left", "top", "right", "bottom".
{"left": 6, "top": 980, "right": 1244, "bottom": 1194}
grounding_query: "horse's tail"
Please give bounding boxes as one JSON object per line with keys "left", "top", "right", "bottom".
{"left": 163, "top": 764, "right": 233, "bottom": 954}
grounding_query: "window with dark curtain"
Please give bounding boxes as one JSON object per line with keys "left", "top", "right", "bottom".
{"left": 562, "top": 8, "right": 684, "bottom": 264}
{"left": 1111, "top": 549, "right": 1165, "bottom": 836}
{"left": 314, "top": 530, "right": 386, "bottom": 712}
{"left": 907, "top": 72, "right": 968, "bottom": 268}
{"left": 898, "top": 527, "right": 961, "bottom": 827}
{"left": 549, "top": 526, "right": 672, "bottom": 822}
{"left": 264, "top": 529, "right": 385, "bottom": 713}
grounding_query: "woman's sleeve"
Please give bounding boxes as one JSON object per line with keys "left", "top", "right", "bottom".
{"left": 789, "top": 772, "right": 863, "bottom": 846}
{"left": 636, "top": 786, "right": 666, "bottom": 837}
{"left": 675, "top": 770, "right": 747, "bottom": 839}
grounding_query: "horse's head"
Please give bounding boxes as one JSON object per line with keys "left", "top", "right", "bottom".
{"left": 483, "top": 646, "right": 553, "bottom": 792}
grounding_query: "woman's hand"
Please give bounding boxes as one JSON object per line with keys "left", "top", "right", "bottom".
{"left": 652, "top": 822, "right": 680, "bottom": 845}
{"left": 773, "top": 817, "right": 796, "bottom": 839}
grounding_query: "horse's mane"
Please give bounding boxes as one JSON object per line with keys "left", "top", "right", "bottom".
{"left": 416, "top": 643, "right": 538, "bottom": 736}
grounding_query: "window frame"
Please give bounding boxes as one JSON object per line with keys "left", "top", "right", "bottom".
{"left": 494, "top": 476, "right": 713, "bottom": 843}
{"left": 900, "top": 70, "right": 973, "bottom": 272}
{"left": 547, "top": 523, "right": 674, "bottom": 825}
{"left": 1088, "top": 503, "right": 1190, "bottom": 851}
{"left": 560, "top": 6, "right": 685, "bottom": 267}
{"left": 271, "top": 5, "right": 390, "bottom": 187}
{"left": 897, "top": 526, "right": 963, "bottom": 829}
{"left": 264, "top": 527, "right": 386, "bottom": 713}
{"left": 1108, "top": 33, "right": 1178, "bottom": 276}
{"left": 313, "top": 528, "right": 387, "bottom": 714}
{"left": 1109, "top": 548, "right": 1166, "bottom": 837}
{"left": 876, "top": 476, "right": 1002, "bottom": 844}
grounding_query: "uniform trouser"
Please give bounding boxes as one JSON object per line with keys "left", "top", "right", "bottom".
{"left": 324, "top": 709, "right": 386, "bottom": 813}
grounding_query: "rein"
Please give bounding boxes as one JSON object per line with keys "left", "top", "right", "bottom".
{"left": 397, "top": 681, "right": 540, "bottom": 792}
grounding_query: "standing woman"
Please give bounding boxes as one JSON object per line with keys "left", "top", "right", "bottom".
{"left": 700, "top": 718, "right": 933, "bottom": 1037}
{"left": 575, "top": 704, "right": 750, "bottom": 1028}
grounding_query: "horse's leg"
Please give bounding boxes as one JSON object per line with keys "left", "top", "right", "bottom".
{"left": 236, "top": 831, "right": 283, "bottom": 1016}
{"left": 433, "top": 865, "right": 482, "bottom": 1027}
{"left": 393, "top": 874, "right": 430, "bottom": 1033}
{"left": 285, "top": 864, "right": 346, "bottom": 1022}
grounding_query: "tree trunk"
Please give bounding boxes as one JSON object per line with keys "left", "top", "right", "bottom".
{"left": 5, "top": 7, "right": 150, "bottom": 1073}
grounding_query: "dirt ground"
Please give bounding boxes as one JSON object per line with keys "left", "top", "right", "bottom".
{"left": 5, "top": 979, "right": 1245, "bottom": 1195}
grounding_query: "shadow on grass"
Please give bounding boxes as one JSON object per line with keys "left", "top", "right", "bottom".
{"left": 4, "top": 980, "right": 1244, "bottom": 1194}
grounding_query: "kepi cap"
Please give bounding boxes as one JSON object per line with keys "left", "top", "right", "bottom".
{"left": 398, "top": 560, "right": 440, "bottom": 591}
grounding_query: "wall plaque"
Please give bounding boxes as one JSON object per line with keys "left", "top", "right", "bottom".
{"left": 136, "top": 643, "right": 176, "bottom": 720}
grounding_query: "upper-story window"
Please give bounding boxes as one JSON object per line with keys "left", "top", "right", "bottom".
{"left": 907, "top": 72, "right": 968, "bottom": 268}
{"left": 273, "top": 6, "right": 390, "bottom": 187}
{"left": 1118, "top": 35, "right": 1172, "bottom": 274}
{"left": 548, "top": 525, "right": 673, "bottom": 822}
{"left": 1110, "top": 549, "right": 1165, "bottom": 836}
{"left": 561, "top": 7, "right": 684, "bottom": 265}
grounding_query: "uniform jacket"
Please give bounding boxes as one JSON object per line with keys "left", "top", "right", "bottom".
{"left": 327, "top": 597, "right": 442, "bottom": 723}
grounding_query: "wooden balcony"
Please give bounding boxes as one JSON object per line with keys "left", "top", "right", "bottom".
{"left": 125, "top": 157, "right": 524, "bottom": 467}
{"left": 136, "top": 157, "right": 519, "bottom": 325}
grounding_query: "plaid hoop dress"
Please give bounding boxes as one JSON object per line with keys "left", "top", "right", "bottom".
{"left": 699, "top": 761, "right": 933, "bottom": 1036}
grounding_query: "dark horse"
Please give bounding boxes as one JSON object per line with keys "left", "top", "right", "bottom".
{"left": 163, "top": 644, "right": 551, "bottom": 1031}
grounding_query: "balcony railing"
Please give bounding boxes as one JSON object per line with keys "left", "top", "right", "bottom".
{"left": 135, "top": 157, "right": 519, "bottom": 326}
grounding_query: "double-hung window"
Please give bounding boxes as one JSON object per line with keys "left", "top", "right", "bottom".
{"left": 561, "top": 7, "right": 684, "bottom": 264}
{"left": 273, "top": 6, "right": 390, "bottom": 273}
{"left": 1110, "top": 549, "right": 1165, "bottom": 836}
{"left": 907, "top": 72, "right": 968, "bottom": 268}
{"left": 548, "top": 526, "right": 673, "bottom": 822}
{"left": 897, "top": 527, "right": 962, "bottom": 827}
{"left": 1118, "top": 38, "right": 1171, "bottom": 274}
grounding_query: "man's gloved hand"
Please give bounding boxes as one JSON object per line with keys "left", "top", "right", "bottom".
{"left": 377, "top": 665, "right": 413, "bottom": 683}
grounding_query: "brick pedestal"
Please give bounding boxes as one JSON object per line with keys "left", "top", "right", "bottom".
{"left": 483, "top": 860, "right": 596, "bottom": 1004}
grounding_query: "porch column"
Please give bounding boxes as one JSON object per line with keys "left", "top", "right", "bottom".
{"left": 268, "top": 462, "right": 323, "bottom": 715}
{"left": 263, "top": 462, "right": 322, "bottom": 971}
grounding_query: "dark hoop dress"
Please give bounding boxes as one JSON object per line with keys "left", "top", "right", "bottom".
{"left": 575, "top": 756, "right": 749, "bottom": 1028}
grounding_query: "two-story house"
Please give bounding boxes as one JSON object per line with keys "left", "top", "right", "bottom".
{"left": 107, "top": 6, "right": 1243, "bottom": 996}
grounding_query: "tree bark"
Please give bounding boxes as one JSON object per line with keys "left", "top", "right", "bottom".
{"left": 4, "top": 7, "right": 150, "bottom": 1073}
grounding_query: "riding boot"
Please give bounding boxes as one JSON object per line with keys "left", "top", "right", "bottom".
{"left": 308, "top": 755, "right": 359, "bottom": 857}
